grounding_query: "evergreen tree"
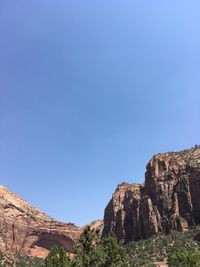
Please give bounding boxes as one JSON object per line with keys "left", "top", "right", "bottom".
{"left": 100, "top": 233, "right": 130, "bottom": 267}
{"left": 73, "top": 226, "right": 130, "bottom": 267}
{"left": 73, "top": 226, "right": 101, "bottom": 266}
{"left": 45, "top": 246, "right": 71, "bottom": 267}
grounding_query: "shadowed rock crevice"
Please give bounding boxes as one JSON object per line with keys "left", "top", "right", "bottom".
{"left": 29, "top": 230, "right": 74, "bottom": 252}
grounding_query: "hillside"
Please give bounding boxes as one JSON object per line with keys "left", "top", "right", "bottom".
{"left": 0, "top": 185, "right": 81, "bottom": 258}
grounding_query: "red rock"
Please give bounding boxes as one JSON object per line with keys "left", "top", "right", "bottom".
{"left": 0, "top": 185, "right": 81, "bottom": 258}
{"left": 103, "top": 146, "right": 200, "bottom": 242}
{"left": 84, "top": 220, "right": 104, "bottom": 233}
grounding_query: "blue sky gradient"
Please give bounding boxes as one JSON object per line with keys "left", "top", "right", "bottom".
{"left": 0, "top": 1, "right": 200, "bottom": 226}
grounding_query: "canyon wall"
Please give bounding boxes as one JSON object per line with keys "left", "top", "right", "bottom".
{"left": 103, "top": 146, "right": 200, "bottom": 242}
{"left": 0, "top": 185, "right": 81, "bottom": 258}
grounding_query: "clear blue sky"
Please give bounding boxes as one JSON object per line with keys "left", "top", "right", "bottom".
{"left": 0, "top": 1, "right": 200, "bottom": 226}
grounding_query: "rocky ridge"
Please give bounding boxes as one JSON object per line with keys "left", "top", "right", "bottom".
{"left": 103, "top": 146, "right": 200, "bottom": 242}
{"left": 0, "top": 185, "right": 81, "bottom": 258}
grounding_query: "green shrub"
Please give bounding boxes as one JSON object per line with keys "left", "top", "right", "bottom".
{"left": 168, "top": 251, "right": 200, "bottom": 267}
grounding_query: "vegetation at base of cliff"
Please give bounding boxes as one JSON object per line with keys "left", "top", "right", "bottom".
{"left": 0, "top": 251, "right": 44, "bottom": 267}
{"left": 2, "top": 226, "right": 200, "bottom": 266}
{"left": 168, "top": 251, "right": 200, "bottom": 266}
{"left": 72, "top": 226, "right": 130, "bottom": 266}
{"left": 42, "top": 225, "right": 200, "bottom": 266}
{"left": 16, "top": 226, "right": 130, "bottom": 267}
{"left": 128, "top": 226, "right": 200, "bottom": 266}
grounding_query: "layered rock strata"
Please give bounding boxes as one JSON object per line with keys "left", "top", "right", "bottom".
{"left": 0, "top": 185, "right": 81, "bottom": 258}
{"left": 103, "top": 146, "right": 200, "bottom": 242}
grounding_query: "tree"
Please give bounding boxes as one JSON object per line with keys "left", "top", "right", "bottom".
{"left": 73, "top": 226, "right": 101, "bottom": 266}
{"left": 100, "top": 233, "right": 130, "bottom": 267}
{"left": 45, "top": 227, "right": 131, "bottom": 267}
{"left": 73, "top": 226, "right": 130, "bottom": 267}
{"left": 45, "top": 246, "right": 72, "bottom": 267}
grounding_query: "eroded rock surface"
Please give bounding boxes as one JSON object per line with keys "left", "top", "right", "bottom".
{"left": 84, "top": 220, "right": 104, "bottom": 235}
{"left": 103, "top": 146, "right": 200, "bottom": 242}
{"left": 0, "top": 185, "right": 81, "bottom": 258}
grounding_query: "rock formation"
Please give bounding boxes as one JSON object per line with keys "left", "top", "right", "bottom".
{"left": 84, "top": 220, "right": 104, "bottom": 235}
{"left": 103, "top": 146, "right": 200, "bottom": 242}
{"left": 0, "top": 185, "right": 81, "bottom": 258}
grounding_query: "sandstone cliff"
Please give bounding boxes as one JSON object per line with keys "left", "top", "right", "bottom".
{"left": 103, "top": 146, "right": 200, "bottom": 242}
{"left": 84, "top": 220, "right": 104, "bottom": 235}
{"left": 0, "top": 185, "right": 81, "bottom": 258}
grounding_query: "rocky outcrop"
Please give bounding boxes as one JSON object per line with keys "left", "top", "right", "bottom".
{"left": 85, "top": 220, "right": 104, "bottom": 235}
{"left": 0, "top": 185, "right": 81, "bottom": 258}
{"left": 103, "top": 146, "right": 200, "bottom": 242}
{"left": 103, "top": 183, "right": 144, "bottom": 243}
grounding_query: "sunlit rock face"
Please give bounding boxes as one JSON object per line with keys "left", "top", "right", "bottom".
{"left": 0, "top": 185, "right": 81, "bottom": 258}
{"left": 103, "top": 146, "right": 200, "bottom": 242}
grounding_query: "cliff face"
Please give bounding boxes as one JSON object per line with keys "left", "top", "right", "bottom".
{"left": 103, "top": 146, "right": 200, "bottom": 242}
{"left": 0, "top": 185, "right": 81, "bottom": 258}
